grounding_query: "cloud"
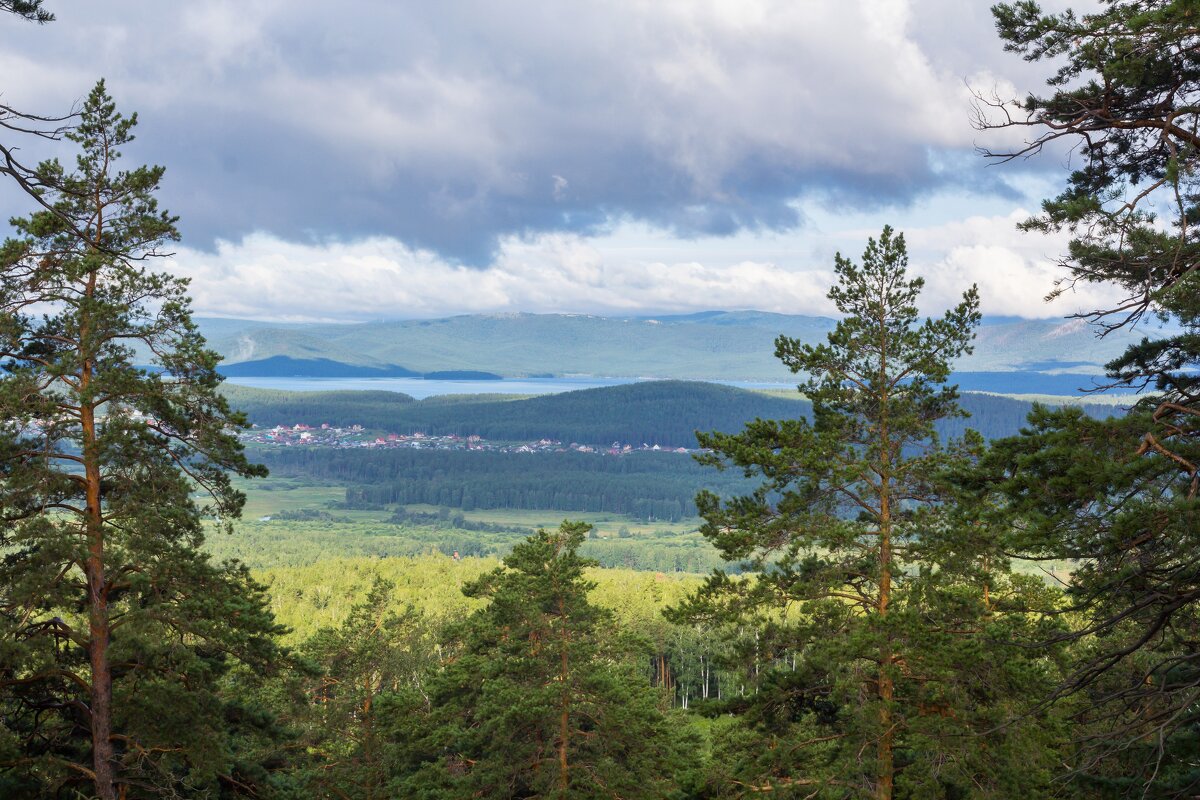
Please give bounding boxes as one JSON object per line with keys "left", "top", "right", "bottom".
{"left": 1, "top": 0, "right": 1046, "bottom": 262}
{"left": 168, "top": 211, "right": 1121, "bottom": 323}
{"left": 170, "top": 231, "right": 836, "bottom": 321}
{"left": 906, "top": 211, "right": 1126, "bottom": 319}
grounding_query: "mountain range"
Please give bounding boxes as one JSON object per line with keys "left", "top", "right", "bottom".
{"left": 195, "top": 310, "right": 1172, "bottom": 387}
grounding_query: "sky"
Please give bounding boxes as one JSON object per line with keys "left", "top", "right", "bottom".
{"left": 1, "top": 0, "right": 1118, "bottom": 322}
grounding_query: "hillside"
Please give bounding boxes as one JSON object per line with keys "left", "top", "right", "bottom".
{"left": 222, "top": 380, "right": 1123, "bottom": 448}
{"left": 197, "top": 311, "right": 1172, "bottom": 383}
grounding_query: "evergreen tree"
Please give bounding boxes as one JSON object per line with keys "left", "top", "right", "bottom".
{"left": 980, "top": 0, "right": 1199, "bottom": 482}
{"left": 0, "top": 1, "right": 51, "bottom": 23}
{"left": 975, "top": 403, "right": 1200, "bottom": 796}
{"left": 0, "top": 81, "right": 283, "bottom": 799}
{"left": 976, "top": 4, "right": 1200, "bottom": 793}
{"left": 295, "top": 577, "right": 436, "bottom": 800}
{"left": 979, "top": 0, "right": 1200, "bottom": 544}
{"left": 671, "top": 228, "right": 1063, "bottom": 798}
{"left": 389, "top": 521, "right": 692, "bottom": 799}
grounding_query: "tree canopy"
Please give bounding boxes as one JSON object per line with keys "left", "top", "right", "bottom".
{"left": 671, "top": 228, "right": 1064, "bottom": 798}
{"left": 976, "top": 2, "right": 1200, "bottom": 794}
{"left": 388, "top": 522, "right": 692, "bottom": 799}
{"left": 0, "top": 81, "right": 282, "bottom": 799}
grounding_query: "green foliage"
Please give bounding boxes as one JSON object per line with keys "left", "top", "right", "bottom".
{"left": 976, "top": 404, "right": 1200, "bottom": 794}
{"left": 987, "top": 0, "right": 1200, "bottom": 483}
{"left": 386, "top": 522, "right": 694, "bottom": 799}
{"left": 0, "top": 81, "right": 283, "bottom": 798}
{"left": 256, "top": 554, "right": 705, "bottom": 645}
{"left": 226, "top": 380, "right": 806, "bottom": 446}
{"left": 388, "top": 505, "right": 529, "bottom": 533}
{"left": 250, "top": 385, "right": 1116, "bottom": 522}
{"left": 266, "top": 447, "right": 741, "bottom": 521}
{"left": 227, "top": 379, "right": 1117, "bottom": 445}
{"left": 293, "top": 577, "right": 437, "bottom": 799}
{"left": 673, "top": 228, "right": 1064, "bottom": 798}
{"left": 0, "top": 0, "right": 52, "bottom": 23}
{"left": 984, "top": 4, "right": 1200, "bottom": 794}
{"left": 221, "top": 386, "right": 417, "bottom": 430}
{"left": 205, "top": 510, "right": 728, "bottom": 575}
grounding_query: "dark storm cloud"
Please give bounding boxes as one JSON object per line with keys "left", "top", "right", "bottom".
{"left": 1, "top": 0, "right": 1041, "bottom": 263}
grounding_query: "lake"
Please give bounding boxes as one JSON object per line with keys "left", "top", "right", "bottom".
{"left": 221, "top": 375, "right": 798, "bottom": 399}
{"left": 221, "top": 372, "right": 1138, "bottom": 399}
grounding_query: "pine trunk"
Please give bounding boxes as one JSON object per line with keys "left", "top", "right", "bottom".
{"left": 876, "top": 325, "right": 895, "bottom": 800}
{"left": 83, "top": 400, "right": 117, "bottom": 800}
{"left": 877, "top": 477, "right": 894, "bottom": 800}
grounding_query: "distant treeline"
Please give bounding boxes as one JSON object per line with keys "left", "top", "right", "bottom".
{"left": 224, "top": 380, "right": 1123, "bottom": 447}
{"left": 223, "top": 387, "right": 417, "bottom": 427}
{"left": 247, "top": 381, "right": 1124, "bottom": 521}
{"left": 259, "top": 448, "right": 749, "bottom": 521}
{"left": 388, "top": 506, "right": 531, "bottom": 534}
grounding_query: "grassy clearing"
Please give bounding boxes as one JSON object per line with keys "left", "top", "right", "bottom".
{"left": 210, "top": 478, "right": 718, "bottom": 573}
{"left": 218, "top": 477, "right": 1074, "bottom": 616}
{"left": 399, "top": 503, "right": 701, "bottom": 538}
{"left": 234, "top": 477, "right": 352, "bottom": 520}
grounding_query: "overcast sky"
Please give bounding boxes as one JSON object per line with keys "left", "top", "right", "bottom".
{"left": 2, "top": 0, "right": 1113, "bottom": 321}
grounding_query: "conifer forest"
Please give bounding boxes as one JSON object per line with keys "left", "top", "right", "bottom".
{"left": 2, "top": 1, "right": 1200, "bottom": 798}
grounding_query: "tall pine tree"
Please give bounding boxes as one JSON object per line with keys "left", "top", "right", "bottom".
{"left": 0, "top": 81, "right": 283, "bottom": 799}
{"left": 976, "top": 4, "right": 1200, "bottom": 793}
{"left": 671, "top": 228, "right": 1064, "bottom": 798}
{"left": 294, "top": 577, "right": 436, "bottom": 800}
{"left": 389, "top": 521, "right": 692, "bottom": 799}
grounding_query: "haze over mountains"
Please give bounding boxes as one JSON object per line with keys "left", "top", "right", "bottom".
{"left": 197, "top": 310, "right": 1170, "bottom": 391}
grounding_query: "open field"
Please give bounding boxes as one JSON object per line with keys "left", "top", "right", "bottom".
{"left": 234, "top": 477, "right": 352, "bottom": 519}
{"left": 233, "top": 476, "right": 703, "bottom": 534}
{"left": 399, "top": 503, "right": 701, "bottom": 537}
{"left": 220, "top": 475, "right": 1076, "bottom": 582}
{"left": 211, "top": 476, "right": 719, "bottom": 572}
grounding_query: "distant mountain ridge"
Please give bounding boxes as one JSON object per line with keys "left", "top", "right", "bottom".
{"left": 196, "top": 310, "right": 1173, "bottom": 384}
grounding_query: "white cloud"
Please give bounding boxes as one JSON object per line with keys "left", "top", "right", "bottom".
{"left": 170, "top": 231, "right": 836, "bottom": 321}
{"left": 904, "top": 210, "right": 1125, "bottom": 317}
{"left": 6, "top": 0, "right": 1109, "bottom": 324}
{"left": 169, "top": 210, "right": 1120, "bottom": 323}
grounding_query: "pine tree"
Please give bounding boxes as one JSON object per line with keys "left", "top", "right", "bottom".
{"left": 0, "top": 1, "right": 52, "bottom": 22}
{"left": 976, "top": 5, "right": 1200, "bottom": 793}
{"left": 0, "top": 81, "right": 283, "bottom": 799}
{"left": 296, "top": 577, "right": 435, "bottom": 800}
{"left": 975, "top": 403, "right": 1200, "bottom": 796}
{"left": 671, "top": 228, "right": 1063, "bottom": 798}
{"left": 979, "top": 0, "right": 1200, "bottom": 489}
{"left": 389, "top": 521, "right": 691, "bottom": 799}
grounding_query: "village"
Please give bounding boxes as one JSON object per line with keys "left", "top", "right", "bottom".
{"left": 236, "top": 422, "right": 696, "bottom": 457}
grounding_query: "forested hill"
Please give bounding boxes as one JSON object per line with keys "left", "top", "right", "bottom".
{"left": 222, "top": 381, "right": 1122, "bottom": 447}
{"left": 222, "top": 388, "right": 417, "bottom": 427}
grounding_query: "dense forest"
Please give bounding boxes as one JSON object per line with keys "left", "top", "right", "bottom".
{"left": 3, "top": 3, "right": 1200, "bottom": 800}
{"left": 245, "top": 383, "right": 1120, "bottom": 524}
{"left": 261, "top": 448, "right": 748, "bottom": 521}
{"left": 225, "top": 379, "right": 1119, "bottom": 446}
